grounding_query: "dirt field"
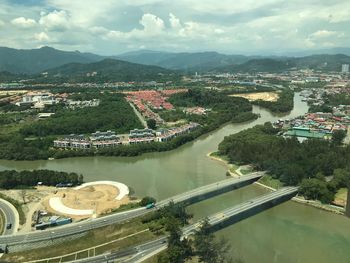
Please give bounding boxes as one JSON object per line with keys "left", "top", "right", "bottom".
{"left": 43, "top": 184, "right": 130, "bottom": 219}
{"left": 230, "top": 92, "right": 279, "bottom": 102}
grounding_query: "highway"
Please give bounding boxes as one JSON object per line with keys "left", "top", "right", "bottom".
{"left": 0, "top": 172, "right": 263, "bottom": 251}
{"left": 0, "top": 198, "right": 19, "bottom": 235}
{"left": 63, "top": 187, "right": 298, "bottom": 263}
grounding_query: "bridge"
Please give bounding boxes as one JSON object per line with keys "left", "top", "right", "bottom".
{"left": 0, "top": 172, "right": 264, "bottom": 252}
{"left": 65, "top": 187, "right": 299, "bottom": 263}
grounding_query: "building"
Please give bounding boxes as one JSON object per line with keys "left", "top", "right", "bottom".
{"left": 342, "top": 64, "right": 349, "bottom": 74}
{"left": 54, "top": 134, "right": 91, "bottom": 149}
{"left": 54, "top": 131, "right": 122, "bottom": 149}
{"left": 129, "top": 128, "right": 155, "bottom": 144}
{"left": 90, "top": 130, "right": 121, "bottom": 148}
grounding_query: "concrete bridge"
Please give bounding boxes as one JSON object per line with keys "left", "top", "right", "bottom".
{"left": 1, "top": 172, "right": 264, "bottom": 252}
{"left": 68, "top": 187, "right": 299, "bottom": 263}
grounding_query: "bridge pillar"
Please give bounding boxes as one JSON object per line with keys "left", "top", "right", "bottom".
{"left": 346, "top": 186, "right": 350, "bottom": 218}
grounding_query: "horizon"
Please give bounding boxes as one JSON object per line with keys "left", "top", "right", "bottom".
{"left": 1, "top": 45, "right": 350, "bottom": 58}
{"left": 0, "top": 0, "right": 350, "bottom": 55}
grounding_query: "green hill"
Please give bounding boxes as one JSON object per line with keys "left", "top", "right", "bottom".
{"left": 43, "top": 58, "right": 176, "bottom": 82}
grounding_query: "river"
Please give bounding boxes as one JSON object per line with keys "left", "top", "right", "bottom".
{"left": 0, "top": 93, "right": 349, "bottom": 262}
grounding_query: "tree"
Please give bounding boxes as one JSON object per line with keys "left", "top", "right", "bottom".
{"left": 299, "top": 178, "right": 334, "bottom": 203}
{"left": 193, "top": 218, "right": 233, "bottom": 263}
{"left": 139, "top": 196, "right": 156, "bottom": 206}
{"left": 332, "top": 130, "right": 347, "bottom": 146}
{"left": 147, "top": 118, "right": 157, "bottom": 130}
{"left": 158, "top": 217, "right": 192, "bottom": 263}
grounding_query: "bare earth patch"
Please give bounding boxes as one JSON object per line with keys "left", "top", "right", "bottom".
{"left": 230, "top": 92, "right": 279, "bottom": 102}
{"left": 43, "top": 184, "right": 130, "bottom": 219}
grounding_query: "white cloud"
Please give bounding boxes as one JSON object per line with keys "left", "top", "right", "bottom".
{"left": 140, "top": 13, "right": 165, "bottom": 34}
{"left": 39, "top": 10, "right": 70, "bottom": 31}
{"left": 310, "top": 30, "right": 337, "bottom": 38}
{"left": 11, "top": 17, "right": 36, "bottom": 28}
{"left": 34, "top": 32, "right": 50, "bottom": 42}
{"left": 310, "top": 30, "right": 344, "bottom": 39}
{"left": 0, "top": 19, "right": 4, "bottom": 28}
{"left": 169, "top": 13, "right": 181, "bottom": 29}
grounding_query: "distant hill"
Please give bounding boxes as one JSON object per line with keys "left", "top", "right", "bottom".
{"left": 215, "top": 54, "right": 350, "bottom": 73}
{"left": 117, "top": 50, "right": 253, "bottom": 72}
{"left": 0, "top": 46, "right": 105, "bottom": 74}
{"left": 42, "top": 58, "right": 176, "bottom": 82}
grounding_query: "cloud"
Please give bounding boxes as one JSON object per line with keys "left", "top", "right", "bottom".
{"left": 0, "top": 0, "right": 350, "bottom": 54}
{"left": 11, "top": 17, "right": 36, "bottom": 28}
{"left": 310, "top": 30, "right": 344, "bottom": 39}
{"left": 39, "top": 10, "right": 70, "bottom": 31}
{"left": 169, "top": 13, "right": 181, "bottom": 28}
{"left": 34, "top": 32, "right": 50, "bottom": 42}
{"left": 140, "top": 13, "right": 165, "bottom": 34}
{"left": 0, "top": 19, "right": 4, "bottom": 28}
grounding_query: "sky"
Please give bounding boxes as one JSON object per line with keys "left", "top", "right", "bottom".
{"left": 0, "top": 0, "right": 349, "bottom": 55}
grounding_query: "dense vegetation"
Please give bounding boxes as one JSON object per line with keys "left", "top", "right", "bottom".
{"left": 0, "top": 170, "right": 83, "bottom": 189}
{"left": 253, "top": 89, "right": 294, "bottom": 113}
{"left": 0, "top": 89, "right": 258, "bottom": 160}
{"left": 20, "top": 93, "right": 142, "bottom": 136}
{"left": 218, "top": 122, "right": 350, "bottom": 203}
{"left": 168, "top": 88, "right": 257, "bottom": 126}
{"left": 147, "top": 202, "right": 234, "bottom": 263}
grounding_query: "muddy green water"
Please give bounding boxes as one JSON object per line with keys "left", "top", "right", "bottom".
{"left": 0, "top": 93, "right": 349, "bottom": 262}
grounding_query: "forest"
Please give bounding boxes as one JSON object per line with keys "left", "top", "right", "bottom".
{"left": 218, "top": 122, "right": 350, "bottom": 203}
{"left": 0, "top": 170, "right": 83, "bottom": 189}
{"left": 253, "top": 89, "right": 294, "bottom": 113}
{"left": 20, "top": 93, "right": 143, "bottom": 136}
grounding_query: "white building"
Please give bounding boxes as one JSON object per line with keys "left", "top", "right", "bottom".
{"left": 341, "top": 64, "right": 349, "bottom": 74}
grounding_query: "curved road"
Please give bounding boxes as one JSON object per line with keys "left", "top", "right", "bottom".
{"left": 0, "top": 199, "right": 19, "bottom": 235}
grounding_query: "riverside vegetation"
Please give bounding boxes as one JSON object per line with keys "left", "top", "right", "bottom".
{"left": 0, "top": 89, "right": 257, "bottom": 160}
{"left": 218, "top": 122, "right": 350, "bottom": 204}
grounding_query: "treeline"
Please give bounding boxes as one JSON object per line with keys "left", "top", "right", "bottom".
{"left": 0, "top": 170, "right": 83, "bottom": 189}
{"left": 253, "top": 89, "right": 294, "bottom": 113}
{"left": 0, "top": 89, "right": 257, "bottom": 160}
{"left": 309, "top": 92, "right": 350, "bottom": 113}
{"left": 168, "top": 88, "right": 257, "bottom": 126}
{"left": 218, "top": 122, "right": 350, "bottom": 203}
{"left": 20, "top": 93, "right": 143, "bottom": 136}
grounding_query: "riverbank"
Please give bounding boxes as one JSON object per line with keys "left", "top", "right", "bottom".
{"left": 207, "top": 152, "right": 346, "bottom": 215}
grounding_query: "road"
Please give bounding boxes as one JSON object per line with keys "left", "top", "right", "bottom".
{"left": 0, "top": 199, "right": 19, "bottom": 235}
{"left": 0, "top": 172, "right": 263, "bottom": 251}
{"left": 63, "top": 187, "right": 298, "bottom": 263}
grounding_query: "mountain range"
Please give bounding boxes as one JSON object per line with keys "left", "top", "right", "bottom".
{"left": 0, "top": 46, "right": 350, "bottom": 79}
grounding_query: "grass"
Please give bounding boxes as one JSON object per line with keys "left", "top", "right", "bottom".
{"left": 240, "top": 167, "right": 253, "bottom": 175}
{"left": 258, "top": 175, "right": 283, "bottom": 190}
{"left": 334, "top": 188, "right": 348, "bottom": 207}
{"left": 0, "top": 209, "right": 5, "bottom": 235}
{"left": 3, "top": 216, "right": 158, "bottom": 262}
{"left": 108, "top": 202, "right": 141, "bottom": 214}
{"left": 0, "top": 192, "right": 25, "bottom": 225}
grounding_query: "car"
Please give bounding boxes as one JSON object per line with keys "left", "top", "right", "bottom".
{"left": 6, "top": 223, "right": 12, "bottom": 230}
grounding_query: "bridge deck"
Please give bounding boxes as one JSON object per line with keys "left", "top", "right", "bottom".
{"left": 1, "top": 172, "right": 264, "bottom": 251}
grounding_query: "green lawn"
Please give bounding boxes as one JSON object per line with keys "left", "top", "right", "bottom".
{"left": 3, "top": 216, "right": 157, "bottom": 262}
{"left": 258, "top": 175, "right": 283, "bottom": 190}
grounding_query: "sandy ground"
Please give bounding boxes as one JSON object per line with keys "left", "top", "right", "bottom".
{"left": 44, "top": 184, "right": 130, "bottom": 220}
{"left": 230, "top": 92, "right": 279, "bottom": 102}
{"left": 1, "top": 183, "right": 131, "bottom": 230}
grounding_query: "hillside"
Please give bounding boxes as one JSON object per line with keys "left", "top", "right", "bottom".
{"left": 215, "top": 54, "right": 350, "bottom": 73}
{"left": 0, "top": 46, "right": 104, "bottom": 74}
{"left": 117, "top": 51, "right": 252, "bottom": 72}
{"left": 42, "top": 58, "right": 176, "bottom": 82}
